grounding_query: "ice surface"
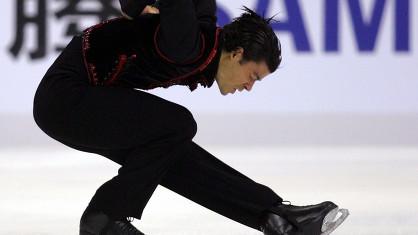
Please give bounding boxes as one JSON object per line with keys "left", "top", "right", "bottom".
{"left": 1, "top": 146, "right": 417, "bottom": 235}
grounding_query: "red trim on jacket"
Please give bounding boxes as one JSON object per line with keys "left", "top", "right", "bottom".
{"left": 153, "top": 24, "right": 206, "bottom": 65}
{"left": 146, "top": 27, "right": 221, "bottom": 89}
{"left": 82, "top": 17, "right": 123, "bottom": 86}
{"left": 104, "top": 54, "right": 130, "bottom": 86}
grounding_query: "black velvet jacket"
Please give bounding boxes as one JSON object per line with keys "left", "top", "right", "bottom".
{"left": 81, "top": 0, "right": 222, "bottom": 91}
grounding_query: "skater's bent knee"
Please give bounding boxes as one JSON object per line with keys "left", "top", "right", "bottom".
{"left": 172, "top": 106, "right": 197, "bottom": 140}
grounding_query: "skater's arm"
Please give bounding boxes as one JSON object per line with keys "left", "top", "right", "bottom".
{"left": 120, "top": 0, "right": 216, "bottom": 63}
{"left": 157, "top": 0, "right": 202, "bottom": 63}
{"left": 193, "top": 0, "right": 217, "bottom": 27}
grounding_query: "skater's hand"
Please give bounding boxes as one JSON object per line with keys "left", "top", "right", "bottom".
{"left": 122, "top": 5, "right": 159, "bottom": 19}
{"left": 141, "top": 5, "right": 160, "bottom": 15}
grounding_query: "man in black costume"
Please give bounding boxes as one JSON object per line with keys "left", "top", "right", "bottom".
{"left": 33, "top": 0, "right": 348, "bottom": 234}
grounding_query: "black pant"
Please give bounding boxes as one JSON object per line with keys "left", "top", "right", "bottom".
{"left": 33, "top": 36, "right": 283, "bottom": 231}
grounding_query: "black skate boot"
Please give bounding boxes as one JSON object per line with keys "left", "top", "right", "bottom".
{"left": 260, "top": 201, "right": 349, "bottom": 235}
{"left": 260, "top": 212, "right": 297, "bottom": 235}
{"left": 80, "top": 209, "right": 145, "bottom": 235}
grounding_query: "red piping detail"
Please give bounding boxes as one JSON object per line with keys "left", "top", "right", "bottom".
{"left": 82, "top": 30, "right": 96, "bottom": 85}
{"left": 153, "top": 24, "right": 206, "bottom": 65}
{"left": 105, "top": 54, "right": 128, "bottom": 86}
{"left": 82, "top": 17, "right": 124, "bottom": 85}
{"left": 147, "top": 27, "right": 221, "bottom": 89}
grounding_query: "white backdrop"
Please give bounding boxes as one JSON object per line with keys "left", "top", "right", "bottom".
{"left": 1, "top": 0, "right": 417, "bottom": 114}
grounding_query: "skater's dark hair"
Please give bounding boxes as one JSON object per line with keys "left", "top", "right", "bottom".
{"left": 222, "top": 6, "right": 282, "bottom": 73}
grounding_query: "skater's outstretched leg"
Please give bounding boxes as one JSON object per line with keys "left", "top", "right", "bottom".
{"left": 159, "top": 141, "right": 349, "bottom": 235}
{"left": 159, "top": 141, "right": 284, "bottom": 231}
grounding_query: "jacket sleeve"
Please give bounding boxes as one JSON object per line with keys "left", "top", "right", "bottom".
{"left": 157, "top": 0, "right": 217, "bottom": 63}
{"left": 119, "top": 0, "right": 155, "bottom": 19}
{"left": 193, "top": 0, "right": 217, "bottom": 27}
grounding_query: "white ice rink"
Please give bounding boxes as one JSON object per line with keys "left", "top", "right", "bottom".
{"left": 1, "top": 146, "right": 417, "bottom": 235}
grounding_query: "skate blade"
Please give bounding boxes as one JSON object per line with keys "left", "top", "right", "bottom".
{"left": 320, "top": 208, "right": 349, "bottom": 235}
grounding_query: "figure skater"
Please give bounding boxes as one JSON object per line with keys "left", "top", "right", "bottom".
{"left": 33, "top": 0, "right": 349, "bottom": 234}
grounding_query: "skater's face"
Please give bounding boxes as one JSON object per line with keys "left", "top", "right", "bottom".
{"left": 215, "top": 48, "right": 271, "bottom": 96}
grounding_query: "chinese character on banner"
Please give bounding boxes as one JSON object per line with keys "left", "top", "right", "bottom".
{"left": 9, "top": 0, "right": 120, "bottom": 60}
{"left": 9, "top": 0, "right": 47, "bottom": 59}
{"left": 54, "top": 0, "right": 120, "bottom": 51}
